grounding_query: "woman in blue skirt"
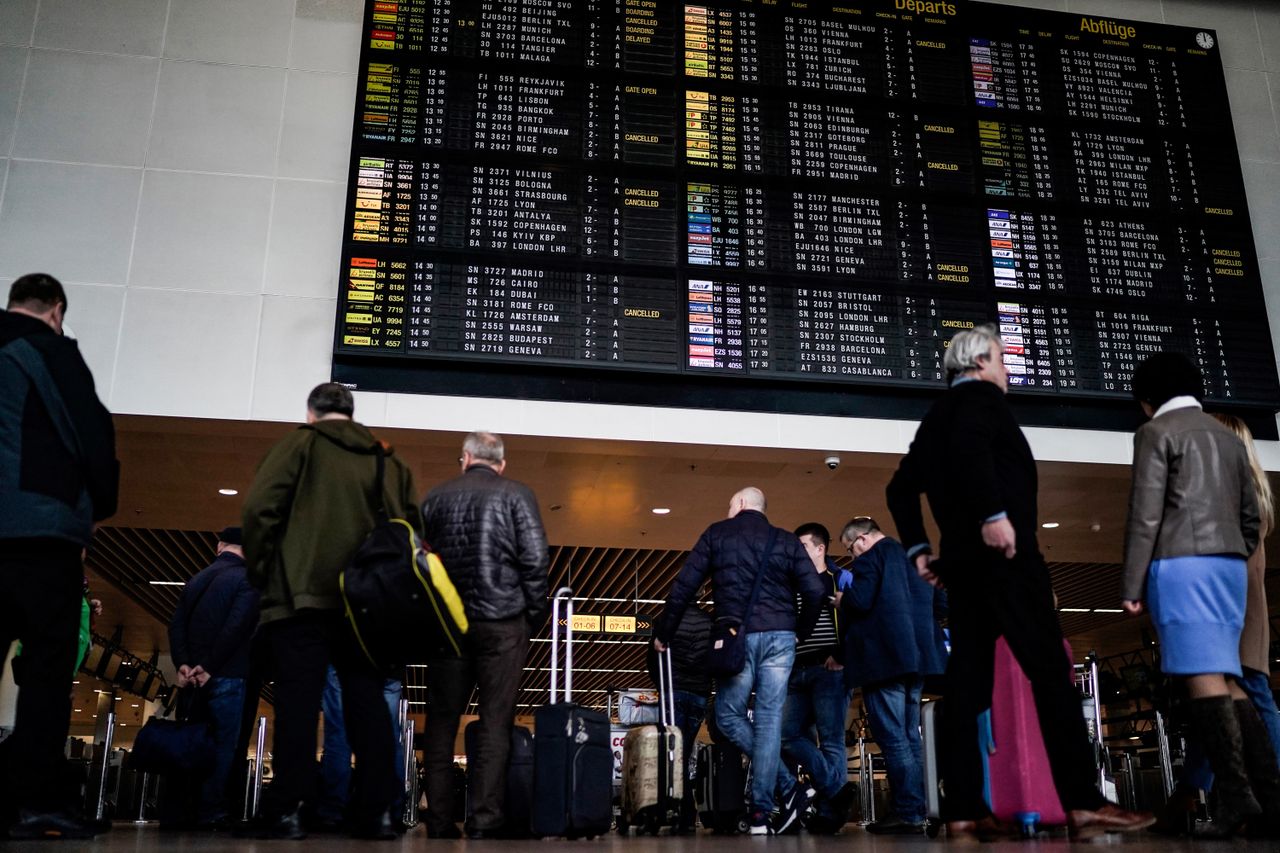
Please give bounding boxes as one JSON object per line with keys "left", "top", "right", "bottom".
{"left": 1121, "top": 352, "right": 1274, "bottom": 838}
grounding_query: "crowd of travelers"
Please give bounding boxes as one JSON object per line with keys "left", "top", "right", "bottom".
{"left": 1, "top": 273, "right": 1276, "bottom": 842}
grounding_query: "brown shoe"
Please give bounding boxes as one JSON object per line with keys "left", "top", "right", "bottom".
{"left": 945, "top": 815, "right": 1018, "bottom": 842}
{"left": 1068, "top": 804, "right": 1156, "bottom": 839}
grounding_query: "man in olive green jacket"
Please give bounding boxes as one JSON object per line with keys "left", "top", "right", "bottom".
{"left": 241, "top": 383, "right": 420, "bottom": 840}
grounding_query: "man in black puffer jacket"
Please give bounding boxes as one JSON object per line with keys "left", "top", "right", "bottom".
{"left": 655, "top": 487, "right": 824, "bottom": 835}
{"left": 419, "top": 431, "right": 549, "bottom": 839}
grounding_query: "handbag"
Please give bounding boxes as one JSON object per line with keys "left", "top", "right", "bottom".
{"left": 707, "top": 527, "right": 780, "bottom": 678}
{"left": 130, "top": 689, "right": 216, "bottom": 775}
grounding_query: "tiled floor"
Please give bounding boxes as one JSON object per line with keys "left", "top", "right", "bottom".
{"left": 2, "top": 823, "right": 1270, "bottom": 851}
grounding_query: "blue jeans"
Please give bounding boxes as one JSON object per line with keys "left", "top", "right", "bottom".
{"left": 199, "top": 676, "right": 246, "bottom": 823}
{"left": 863, "top": 677, "right": 926, "bottom": 823}
{"left": 1238, "top": 667, "right": 1280, "bottom": 767}
{"left": 775, "top": 664, "right": 849, "bottom": 808}
{"left": 319, "top": 667, "right": 405, "bottom": 821}
{"left": 714, "top": 630, "right": 795, "bottom": 817}
{"left": 1183, "top": 667, "right": 1280, "bottom": 792}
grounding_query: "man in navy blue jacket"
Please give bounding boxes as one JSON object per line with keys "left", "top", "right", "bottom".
{"left": 655, "top": 487, "right": 824, "bottom": 835}
{"left": 839, "top": 517, "right": 946, "bottom": 834}
{"left": 1, "top": 274, "right": 117, "bottom": 840}
{"left": 168, "top": 527, "right": 260, "bottom": 829}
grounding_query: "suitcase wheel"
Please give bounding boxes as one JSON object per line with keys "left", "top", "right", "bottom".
{"left": 925, "top": 820, "right": 941, "bottom": 839}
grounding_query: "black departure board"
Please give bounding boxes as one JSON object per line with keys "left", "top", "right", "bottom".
{"left": 332, "top": 0, "right": 1280, "bottom": 411}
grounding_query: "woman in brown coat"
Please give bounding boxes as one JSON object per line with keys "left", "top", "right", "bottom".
{"left": 1212, "top": 414, "right": 1280, "bottom": 769}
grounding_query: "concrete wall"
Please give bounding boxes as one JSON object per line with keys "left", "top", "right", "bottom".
{"left": 2, "top": 0, "right": 1278, "bottom": 466}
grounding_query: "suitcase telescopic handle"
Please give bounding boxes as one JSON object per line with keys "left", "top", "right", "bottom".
{"left": 549, "top": 587, "right": 574, "bottom": 704}
{"left": 658, "top": 647, "right": 675, "bottom": 728}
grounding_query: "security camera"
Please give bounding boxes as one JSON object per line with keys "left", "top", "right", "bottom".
{"left": 824, "top": 455, "right": 841, "bottom": 470}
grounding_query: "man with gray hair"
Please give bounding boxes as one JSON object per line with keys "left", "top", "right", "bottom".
{"left": 886, "top": 325, "right": 1153, "bottom": 840}
{"left": 656, "top": 487, "right": 825, "bottom": 835}
{"left": 419, "top": 431, "right": 549, "bottom": 839}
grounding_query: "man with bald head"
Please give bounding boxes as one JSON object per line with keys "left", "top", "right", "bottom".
{"left": 656, "top": 487, "right": 824, "bottom": 835}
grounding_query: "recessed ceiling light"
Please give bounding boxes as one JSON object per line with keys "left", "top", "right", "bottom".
{"left": 148, "top": 580, "right": 185, "bottom": 586}
{"left": 1129, "top": 735, "right": 1140, "bottom": 741}
{"left": 651, "top": 507, "right": 671, "bottom": 515}
{"left": 1095, "top": 608, "right": 1125, "bottom": 613}
{"left": 1041, "top": 522, "right": 1060, "bottom": 529}
{"left": 218, "top": 488, "right": 238, "bottom": 496}
{"left": 131, "top": 704, "right": 139, "bottom": 708}
{"left": 74, "top": 709, "right": 81, "bottom": 713}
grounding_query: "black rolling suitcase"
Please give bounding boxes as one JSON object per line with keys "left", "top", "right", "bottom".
{"left": 464, "top": 721, "right": 535, "bottom": 838}
{"left": 695, "top": 740, "right": 749, "bottom": 834}
{"left": 531, "top": 588, "right": 613, "bottom": 839}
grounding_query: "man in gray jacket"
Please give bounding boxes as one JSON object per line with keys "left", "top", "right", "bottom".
{"left": 419, "top": 431, "right": 549, "bottom": 839}
{"left": 1, "top": 274, "right": 118, "bottom": 840}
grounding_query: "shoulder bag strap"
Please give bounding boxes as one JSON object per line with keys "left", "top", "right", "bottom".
{"left": 371, "top": 443, "right": 388, "bottom": 521}
{"left": 739, "top": 526, "right": 780, "bottom": 633}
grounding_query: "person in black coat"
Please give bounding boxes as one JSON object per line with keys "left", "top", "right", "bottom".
{"left": 647, "top": 604, "right": 711, "bottom": 831}
{"left": 655, "top": 487, "right": 825, "bottom": 835}
{"left": 419, "top": 431, "right": 549, "bottom": 840}
{"left": 166, "top": 527, "right": 260, "bottom": 829}
{"left": 885, "top": 323, "right": 1152, "bottom": 841}
{"left": 0, "top": 274, "right": 118, "bottom": 840}
{"left": 838, "top": 517, "right": 946, "bottom": 834}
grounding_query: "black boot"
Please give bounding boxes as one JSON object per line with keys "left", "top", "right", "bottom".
{"left": 1235, "top": 699, "right": 1280, "bottom": 838}
{"left": 1189, "top": 696, "right": 1261, "bottom": 838}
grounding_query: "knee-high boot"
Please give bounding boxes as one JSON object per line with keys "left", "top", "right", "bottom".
{"left": 1189, "top": 696, "right": 1261, "bottom": 839}
{"left": 1235, "top": 699, "right": 1280, "bottom": 837}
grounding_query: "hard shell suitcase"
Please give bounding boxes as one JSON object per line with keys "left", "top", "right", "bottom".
{"left": 464, "top": 721, "right": 535, "bottom": 837}
{"left": 984, "top": 637, "right": 1073, "bottom": 827}
{"left": 694, "top": 741, "right": 748, "bottom": 834}
{"left": 531, "top": 588, "right": 613, "bottom": 839}
{"left": 618, "top": 648, "right": 683, "bottom": 834}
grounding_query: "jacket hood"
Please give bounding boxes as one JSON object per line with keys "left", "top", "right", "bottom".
{"left": 1, "top": 309, "right": 58, "bottom": 347}
{"left": 305, "top": 419, "right": 386, "bottom": 454}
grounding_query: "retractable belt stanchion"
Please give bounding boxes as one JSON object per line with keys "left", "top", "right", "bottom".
{"left": 857, "top": 734, "right": 875, "bottom": 825}
{"left": 242, "top": 758, "right": 256, "bottom": 821}
{"left": 250, "top": 716, "right": 267, "bottom": 818}
{"left": 1154, "top": 710, "right": 1175, "bottom": 799}
{"left": 134, "top": 771, "right": 150, "bottom": 824}
{"left": 93, "top": 711, "right": 116, "bottom": 822}
{"left": 399, "top": 697, "right": 418, "bottom": 827}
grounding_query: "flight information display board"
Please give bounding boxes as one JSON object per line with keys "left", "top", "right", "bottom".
{"left": 333, "top": 0, "right": 1280, "bottom": 410}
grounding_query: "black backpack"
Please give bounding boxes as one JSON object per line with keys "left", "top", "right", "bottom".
{"left": 340, "top": 446, "right": 469, "bottom": 671}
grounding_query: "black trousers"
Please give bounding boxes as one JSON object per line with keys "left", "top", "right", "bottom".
{"left": 0, "top": 537, "right": 84, "bottom": 812}
{"left": 260, "top": 610, "right": 397, "bottom": 823}
{"left": 939, "top": 553, "right": 1105, "bottom": 821}
{"left": 422, "top": 616, "right": 528, "bottom": 834}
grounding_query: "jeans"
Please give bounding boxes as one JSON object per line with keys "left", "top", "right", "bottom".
{"left": 714, "top": 630, "right": 795, "bottom": 818}
{"left": 199, "top": 676, "right": 247, "bottom": 822}
{"left": 1238, "top": 667, "right": 1280, "bottom": 767}
{"left": 863, "top": 676, "right": 926, "bottom": 823}
{"left": 775, "top": 663, "right": 850, "bottom": 808}
{"left": 672, "top": 691, "right": 707, "bottom": 826}
{"left": 319, "top": 666, "right": 405, "bottom": 822}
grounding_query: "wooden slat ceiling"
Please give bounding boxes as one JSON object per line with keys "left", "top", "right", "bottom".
{"left": 88, "top": 528, "right": 1165, "bottom": 711}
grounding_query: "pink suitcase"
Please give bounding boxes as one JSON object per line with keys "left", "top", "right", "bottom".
{"left": 984, "top": 637, "right": 1073, "bottom": 826}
